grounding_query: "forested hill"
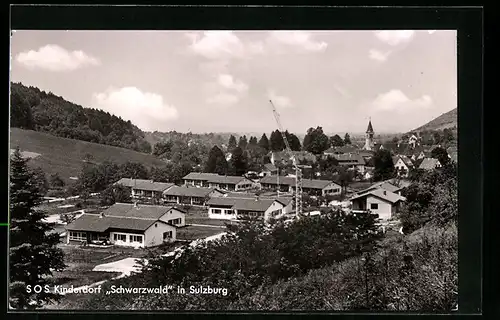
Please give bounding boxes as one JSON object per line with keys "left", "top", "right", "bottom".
{"left": 10, "top": 82, "right": 152, "bottom": 153}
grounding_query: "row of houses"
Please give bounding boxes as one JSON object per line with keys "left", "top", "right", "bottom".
{"left": 115, "top": 172, "right": 344, "bottom": 206}
{"left": 66, "top": 192, "right": 294, "bottom": 248}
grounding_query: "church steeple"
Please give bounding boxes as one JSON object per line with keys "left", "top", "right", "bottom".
{"left": 366, "top": 118, "right": 374, "bottom": 134}
{"left": 364, "top": 118, "right": 375, "bottom": 151}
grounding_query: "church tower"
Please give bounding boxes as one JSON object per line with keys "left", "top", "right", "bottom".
{"left": 364, "top": 118, "right": 375, "bottom": 151}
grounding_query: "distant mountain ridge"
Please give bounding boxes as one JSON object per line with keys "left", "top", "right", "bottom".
{"left": 413, "top": 108, "right": 457, "bottom": 132}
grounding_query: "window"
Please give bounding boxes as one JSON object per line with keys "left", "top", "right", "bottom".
{"left": 69, "top": 231, "right": 86, "bottom": 241}
{"left": 225, "top": 209, "right": 234, "bottom": 215}
{"left": 169, "top": 218, "right": 182, "bottom": 225}
{"left": 370, "top": 203, "right": 379, "bottom": 210}
{"left": 212, "top": 209, "right": 222, "bottom": 214}
{"left": 130, "top": 235, "right": 143, "bottom": 243}
{"left": 113, "top": 234, "right": 127, "bottom": 242}
{"left": 163, "top": 231, "right": 173, "bottom": 240}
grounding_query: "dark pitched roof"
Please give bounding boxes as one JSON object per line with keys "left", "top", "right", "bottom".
{"left": 259, "top": 175, "right": 339, "bottom": 190}
{"left": 366, "top": 120, "right": 374, "bottom": 133}
{"left": 163, "top": 186, "right": 217, "bottom": 198}
{"left": 115, "top": 178, "right": 174, "bottom": 192}
{"left": 351, "top": 188, "right": 405, "bottom": 204}
{"left": 419, "top": 158, "right": 441, "bottom": 170}
{"left": 263, "top": 163, "right": 278, "bottom": 172}
{"left": 182, "top": 172, "right": 249, "bottom": 185}
{"left": 182, "top": 172, "right": 221, "bottom": 181}
{"left": 334, "top": 153, "right": 366, "bottom": 165}
{"left": 260, "top": 175, "right": 296, "bottom": 186}
{"left": 65, "top": 214, "right": 166, "bottom": 233}
{"left": 101, "top": 203, "right": 183, "bottom": 220}
{"left": 393, "top": 155, "right": 414, "bottom": 167}
{"left": 300, "top": 179, "right": 341, "bottom": 190}
{"left": 356, "top": 181, "right": 402, "bottom": 196}
{"left": 207, "top": 197, "right": 277, "bottom": 212}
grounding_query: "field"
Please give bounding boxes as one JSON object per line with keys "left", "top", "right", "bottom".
{"left": 176, "top": 225, "right": 226, "bottom": 241}
{"left": 10, "top": 128, "right": 166, "bottom": 185}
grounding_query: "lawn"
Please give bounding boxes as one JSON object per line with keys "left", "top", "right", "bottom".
{"left": 10, "top": 128, "right": 166, "bottom": 185}
{"left": 176, "top": 225, "right": 227, "bottom": 241}
{"left": 52, "top": 245, "right": 147, "bottom": 288}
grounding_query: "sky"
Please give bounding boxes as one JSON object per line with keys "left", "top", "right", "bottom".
{"left": 10, "top": 30, "right": 457, "bottom": 135}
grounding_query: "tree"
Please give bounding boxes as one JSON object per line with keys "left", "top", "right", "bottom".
{"left": 330, "top": 134, "right": 345, "bottom": 147}
{"left": 248, "top": 136, "right": 258, "bottom": 146}
{"left": 205, "top": 146, "right": 229, "bottom": 175}
{"left": 10, "top": 90, "right": 34, "bottom": 129}
{"left": 442, "top": 128, "right": 454, "bottom": 143}
{"left": 431, "top": 147, "right": 450, "bottom": 166}
{"left": 228, "top": 135, "right": 237, "bottom": 151}
{"left": 285, "top": 131, "right": 302, "bottom": 151}
{"left": 372, "top": 149, "right": 395, "bottom": 182}
{"left": 238, "top": 135, "right": 248, "bottom": 150}
{"left": 392, "top": 136, "right": 399, "bottom": 143}
{"left": 258, "top": 134, "right": 270, "bottom": 152}
{"left": 150, "top": 166, "right": 173, "bottom": 183}
{"left": 100, "top": 184, "right": 132, "bottom": 206}
{"left": 9, "top": 148, "right": 66, "bottom": 309}
{"left": 119, "top": 162, "right": 150, "bottom": 180}
{"left": 432, "top": 131, "right": 442, "bottom": 145}
{"left": 30, "top": 167, "right": 49, "bottom": 195}
{"left": 344, "top": 133, "right": 352, "bottom": 145}
{"left": 153, "top": 141, "right": 173, "bottom": 158}
{"left": 270, "top": 130, "right": 285, "bottom": 152}
{"left": 229, "top": 147, "right": 248, "bottom": 176}
{"left": 49, "top": 173, "right": 65, "bottom": 189}
{"left": 303, "top": 126, "right": 330, "bottom": 155}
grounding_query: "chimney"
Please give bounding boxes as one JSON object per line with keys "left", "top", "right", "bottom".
{"left": 383, "top": 190, "right": 387, "bottom": 195}
{"left": 255, "top": 195, "right": 259, "bottom": 201}
{"left": 99, "top": 212, "right": 105, "bottom": 218}
{"left": 134, "top": 201, "right": 139, "bottom": 208}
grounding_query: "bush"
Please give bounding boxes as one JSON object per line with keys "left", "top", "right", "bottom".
{"left": 233, "top": 223, "right": 457, "bottom": 311}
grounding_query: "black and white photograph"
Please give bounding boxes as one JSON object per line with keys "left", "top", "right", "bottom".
{"left": 9, "top": 28, "right": 459, "bottom": 311}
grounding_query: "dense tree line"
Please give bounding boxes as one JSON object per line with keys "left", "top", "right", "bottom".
{"left": 10, "top": 82, "right": 152, "bottom": 153}
{"left": 400, "top": 162, "right": 457, "bottom": 233}
{"left": 72, "top": 209, "right": 382, "bottom": 310}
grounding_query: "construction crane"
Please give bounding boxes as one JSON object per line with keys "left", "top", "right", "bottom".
{"left": 269, "top": 100, "right": 303, "bottom": 217}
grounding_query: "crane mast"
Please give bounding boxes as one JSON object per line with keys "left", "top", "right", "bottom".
{"left": 269, "top": 100, "right": 303, "bottom": 217}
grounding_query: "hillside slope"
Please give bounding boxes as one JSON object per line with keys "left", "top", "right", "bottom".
{"left": 10, "top": 128, "right": 166, "bottom": 185}
{"left": 10, "top": 82, "right": 152, "bottom": 153}
{"left": 413, "top": 108, "right": 457, "bottom": 132}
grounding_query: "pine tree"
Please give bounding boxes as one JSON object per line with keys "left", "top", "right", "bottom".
{"left": 205, "top": 146, "right": 228, "bottom": 175}
{"left": 9, "top": 148, "right": 66, "bottom": 309}
{"left": 258, "top": 133, "right": 270, "bottom": 152}
{"left": 228, "top": 135, "right": 237, "bottom": 151}
{"left": 270, "top": 130, "right": 285, "bottom": 152}
{"left": 238, "top": 135, "right": 248, "bottom": 150}
{"left": 344, "top": 133, "right": 352, "bottom": 145}
{"left": 229, "top": 147, "right": 248, "bottom": 176}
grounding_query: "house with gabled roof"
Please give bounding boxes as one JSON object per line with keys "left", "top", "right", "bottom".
{"left": 393, "top": 155, "right": 414, "bottom": 177}
{"left": 259, "top": 175, "right": 341, "bottom": 196}
{"left": 350, "top": 188, "right": 406, "bottom": 220}
{"left": 182, "top": 172, "right": 255, "bottom": 191}
{"left": 418, "top": 158, "right": 442, "bottom": 170}
{"left": 334, "top": 153, "right": 366, "bottom": 173}
{"left": 162, "top": 186, "right": 225, "bottom": 206}
{"left": 115, "top": 178, "right": 175, "bottom": 204}
{"left": 206, "top": 195, "right": 293, "bottom": 220}
{"left": 260, "top": 163, "right": 278, "bottom": 177}
{"left": 65, "top": 203, "right": 186, "bottom": 248}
